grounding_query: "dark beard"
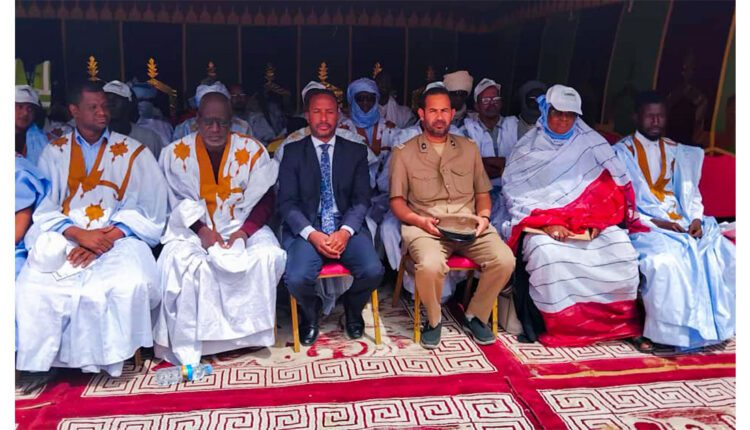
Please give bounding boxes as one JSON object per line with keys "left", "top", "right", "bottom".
{"left": 424, "top": 121, "right": 448, "bottom": 137}
{"left": 637, "top": 127, "right": 662, "bottom": 141}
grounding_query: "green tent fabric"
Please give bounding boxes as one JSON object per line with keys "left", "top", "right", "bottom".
{"left": 16, "top": 59, "right": 28, "bottom": 85}
{"left": 603, "top": 1, "right": 670, "bottom": 135}
{"left": 32, "top": 61, "right": 52, "bottom": 109}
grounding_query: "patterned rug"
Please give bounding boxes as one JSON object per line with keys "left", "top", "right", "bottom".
{"left": 15, "top": 288, "right": 735, "bottom": 429}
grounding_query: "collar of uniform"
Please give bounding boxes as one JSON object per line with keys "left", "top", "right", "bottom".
{"left": 311, "top": 134, "right": 336, "bottom": 149}
{"left": 417, "top": 133, "right": 456, "bottom": 152}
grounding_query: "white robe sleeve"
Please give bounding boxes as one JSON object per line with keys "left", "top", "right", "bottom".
{"left": 675, "top": 145, "right": 705, "bottom": 222}
{"left": 26, "top": 146, "right": 76, "bottom": 247}
{"left": 110, "top": 147, "right": 169, "bottom": 247}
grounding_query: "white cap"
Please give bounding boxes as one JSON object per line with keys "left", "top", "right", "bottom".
{"left": 546, "top": 84, "right": 582, "bottom": 115}
{"left": 301, "top": 80, "right": 327, "bottom": 101}
{"left": 103, "top": 80, "right": 132, "bottom": 101}
{"left": 473, "top": 78, "right": 502, "bottom": 103}
{"left": 424, "top": 81, "right": 447, "bottom": 92}
{"left": 195, "top": 81, "right": 231, "bottom": 104}
{"left": 27, "top": 232, "right": 68, "bottom": 273}
{"left": 15, "top": 85, "right": 40, "bottom": 106}
{"left": 443, "top": 70, "right": 473, "bottom": 93}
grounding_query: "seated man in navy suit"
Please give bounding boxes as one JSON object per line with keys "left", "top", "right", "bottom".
{"left": 278, "top": 87, "right": 385, "bottom": 346}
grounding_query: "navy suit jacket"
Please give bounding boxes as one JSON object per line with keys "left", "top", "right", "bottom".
{"left": 277, "top": 135, "right": 371, "bottom": 240}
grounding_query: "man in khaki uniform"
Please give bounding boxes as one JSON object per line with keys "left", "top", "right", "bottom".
{"left": 389, "top": 82, "right": 515, "bottom": 349}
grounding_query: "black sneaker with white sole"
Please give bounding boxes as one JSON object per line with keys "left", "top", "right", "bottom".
{"left": 463, "top": 316, "right": 496, "bottom": 345}
{"left": 420, "top": 321, "right": 442, "bottom": 349}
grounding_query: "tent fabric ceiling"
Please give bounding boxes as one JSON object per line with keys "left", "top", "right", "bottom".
{"left": 16, "top": 0, "right": 622, "bottom": 33}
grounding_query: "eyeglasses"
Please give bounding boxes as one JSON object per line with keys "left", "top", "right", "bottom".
{"left": 479, "top": 96, "right": 502, "bottom": 105}
{"left": 449, "top": 90, "right": 469, "bottom": 98}
{"left": 230, "top": 93, "right": 247, "bottom": 98}
{"left": 199, "top": 117, "right": 231, "bottom": 128}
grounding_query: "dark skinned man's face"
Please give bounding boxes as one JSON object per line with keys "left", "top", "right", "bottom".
{"left": 229, "top": 84, "right": 248, "bottom": 112}
{"left": 449, "top": 90, "right": 469, "bottom": 111}
{"left": 15, "top": 103, "right": 35, "bottom": 132}
{"left": 635, "top": 102, "right": 667, "bottom": 141}
{"left": 197, "top": 94, "right": 232, "bottom": 149}
{"left": 69, "top": 90, "right": 110, "bottom": 134}
{"left": 354, "top": 91, "right": 376, "bottom": 114}
{"left": 476, "top": 86, "right": 501, "bottom": 118}
{"left": 106, "top": 93, "right": 129, "bottom": 120}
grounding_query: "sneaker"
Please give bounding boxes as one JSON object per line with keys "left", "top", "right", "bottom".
{"left": 420, "top": 321, "right": 442, "bottom": 349}
{"left": 463, "top": 316, "right": 496, "bottom": 345}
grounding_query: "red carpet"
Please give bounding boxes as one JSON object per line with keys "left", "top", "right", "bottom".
{"left": 16, "top": 289, "right": 735, "bottom": 429}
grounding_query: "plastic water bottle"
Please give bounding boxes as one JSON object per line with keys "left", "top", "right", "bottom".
{"left": 154, "top": 363, "right": 213, "bottom": 386}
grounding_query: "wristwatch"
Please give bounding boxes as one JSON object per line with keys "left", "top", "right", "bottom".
{"left": 481, "top": 215, "right": 491, "bottom": 222}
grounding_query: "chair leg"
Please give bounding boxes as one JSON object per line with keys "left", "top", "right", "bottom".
{"left": 134, "top": 348, "right": 143, "bottom": 368}
{"left": 273, "top": 314, "right": 282, "bottom": 348}
{"left": 290, "top": 296, "right": 300, "bottom": 353}
{"left": 413, "top": 286, "right": 421, "bottom": 344}
{"left": 462, "top": 270, "right": 475, "bottom": 308}
{"left": 492, "top": 297, "right": 498, "bottom": 337}
{"left": 371, "top": 290, "right": 381, "bottom": 345}
{"left": 393, "top": 257, "right": 407, "bottom": 307}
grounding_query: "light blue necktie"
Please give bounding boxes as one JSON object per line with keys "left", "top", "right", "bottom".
{"left": 319, "top": 144, "right": 336, "bottom": 234}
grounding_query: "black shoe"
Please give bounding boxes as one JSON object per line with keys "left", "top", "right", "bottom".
{"left": 342, "top": 314, "right": 365, "bottom": 340}
{"left": 299, "top": 311, "right": 320, "bottom": 346}
{"left": 463, "top": 316, "right": 495, "bottom": 345}
{"left": 299, "top": 323, "right": 319, "bottom": 346}
{"left": 420, "top": 321, "right": 442, "bottom": 349}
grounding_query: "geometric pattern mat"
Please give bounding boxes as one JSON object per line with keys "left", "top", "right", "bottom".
{"left": 540, "top": 377, "right": 735, "bottom": 429}
{"left": 82, "top": 301, "right": 496, "bottom": 397}
{"left": 58, "top": 392, "right": 536, "bottom": 429}
{"left": 16, "top": 287, "right": 736, "bottom": 429}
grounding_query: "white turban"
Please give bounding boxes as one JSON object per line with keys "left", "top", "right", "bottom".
{"left": 443, "top": 70, "right": 473, "bottom": 93}
{"left": 301, "top": 80, "right": 327, "bottom": 101}
{"left": 195, "top": 81, "right": 231, "bottom": 104}
{"left": 103, "top": 80, "right": 133, "bottom": 101}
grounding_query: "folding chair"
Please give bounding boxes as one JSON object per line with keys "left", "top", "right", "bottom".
{"left": 289, "top": 263, "right": 381, "bottom": 352}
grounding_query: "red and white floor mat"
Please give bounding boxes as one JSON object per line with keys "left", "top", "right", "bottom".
{"left": 16, "top": 289, "right": 735, "bottom": 429}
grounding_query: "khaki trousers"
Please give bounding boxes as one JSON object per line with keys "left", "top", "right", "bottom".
{"left": 408, "top": 231, "right": 515, "bottom": 326}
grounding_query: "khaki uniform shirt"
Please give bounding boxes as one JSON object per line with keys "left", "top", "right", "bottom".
{"left": 389, "top": 133, "right": 493, "bottom": 247}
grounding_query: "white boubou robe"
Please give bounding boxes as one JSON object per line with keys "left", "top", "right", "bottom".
{"left": 614, "top": 133, "right": 735, "bottom": 349}
{"left": 154, "top": 132, "right": 286, "bottom": 364}
{"left": 16, "top": 131, "right": 167, "bottom": 376}
{"left": 462, "top": 116, "right": 519, "bottom": 237}
{"left": 378, "top": 96, "right": 415, "bottom": 129}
